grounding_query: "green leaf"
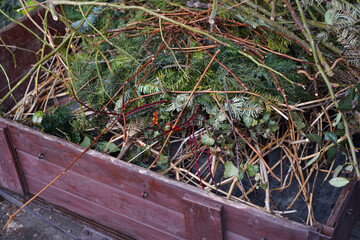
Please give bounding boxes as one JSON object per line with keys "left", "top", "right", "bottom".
{"left": 338, "top": 97, "right": 352, "bottom": 111}
{"left": 338, "top": 89, "right": 355, "bottom": 111}
{"left": 201, "top": 134, "right": 215, "bottom": 147}
{"left": 345, "top": 164, "right": 353, "bottom": 172}
{"left": 333, "top": 165, "right": 343, "bottom": 178}
{"left": 32, "top": 111, "right": 44, "bottom": 125}
{"left": 107, "top": 142, "right": 121, "bottom": 153}
{"left": 333, "top": 113, "right": 342, "bottom": 127}
{"left": 243, "top": 117, "right": 252, "bottom": 128}
{"left": 324, "top": 10, "right": 333, "bottom": 25}
{"left": 305, "top": 133, "right": 322, "bottom": 144}
{"left": 268, "top": 120, "right": 279, "bottom": 132}
{"left": 98, "top": 141, "right": 120, "bottom": 153}
{"left": 19, "top": 1, "right": 38, "bottom": 15}
{"left": 224, "top": 161, "right": 239, "bottom": 179}
{"left": 329, "top": 177, "right": 349, "bottom": 187}
{"left": 260, "top": 182, "right": 268, "bottom": 190}
{"left": 238, "top": 171, "right": 244, "bottom": 181}
{"left": 291, "top": 112, "right": 306, "bottom": 130}
{"left": 80, "top": 136, "right": 91, "bottom": 148}
{"left": 157, "top": 154, "right": 169, "bottom": 170}
{"left": 327, "top": 146, "right": 338, "bottom": 164}
{"left": 304, "top": 152, "right": 321, "bottom": 169}
{"left": 324, "top": 132, "right": 337, "bottom": 143}
{"left": 262, "top": 112, "right": 271, "bottom": 122}
{"left": 246, "top": 164, "right": 259, "bottom": 177}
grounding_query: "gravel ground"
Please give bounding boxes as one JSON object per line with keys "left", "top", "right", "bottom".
{"left": 0, "top": 189, "right": 127, "bottom": 240}
{"left": 0, "top": 191, "right": 82, "bottom": 240}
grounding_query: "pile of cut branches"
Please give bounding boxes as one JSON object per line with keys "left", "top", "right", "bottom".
{"left": 2, "top": 0, "right": 360, "bottom": 224}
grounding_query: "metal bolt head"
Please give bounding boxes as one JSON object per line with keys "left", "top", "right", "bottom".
{"left": 142, "top": 191, "right": 148, "bottom": 198}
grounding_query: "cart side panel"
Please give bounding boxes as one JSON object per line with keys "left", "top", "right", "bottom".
{"left": 0, "top": 127, "right": 24, "bottom": 194}
{"left": 1, "top": 118, "right": 321, "bottom": 240}
{"left": 0, "top": 8, "right": 64, "bottom": 111}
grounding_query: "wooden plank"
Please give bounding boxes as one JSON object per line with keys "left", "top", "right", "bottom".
{"left": 26, "top": 176, "right": 183, "bottom": 240}
{"left": 7, "top": 123, "right": 185, "bottom": 212}
{"left": 326, "top": 180, "right": 360, "bottom": 240}
{"left": 223, "top": 203, "right": 311, "bottom": 240}
{"left": 182, "top": 194, "right": 224, "bottom": 240}
{"left": 0, "top": 127, "right": 25, "bottom": 194}
{"left": 17, "top": 149, "right": 185, "bottom": 238}
{"left": 0, "top": 8, "right": 63, "bottom": 60}
{"left": 0, "top": 118, "right": 332, "bottom": 239}
{"left": 0, "top": 8, "right": 64, "bottom": 111}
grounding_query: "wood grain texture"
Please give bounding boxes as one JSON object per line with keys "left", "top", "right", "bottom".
{"left": 0, "top": 8, "right": 64, "bottom": 111}
{"left": 17, "top": 149, "right": 185, "bottom": 238}
{"left": 182, "top": 194, "right": 224, "bottom": 240}
{"left": 1, "top": 8, "right": 358, "bottom": 240}
{"left": 25, "top": 176, "right": 183, "bottom": 240}
{"left": 0, "top": 127, "right": 25, "bottom": 194}
{"left": 326, "top": 179, "right": 360, "bottom": 240}
{"left": 0, "top": 118, "right": 334, "bottom": 240}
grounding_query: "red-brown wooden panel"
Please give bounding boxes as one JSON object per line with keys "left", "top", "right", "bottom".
{"left": 0, "top": 8, "right": 63, "bottom": 60}
{"left": 7, "top": 124, "right": 184, "bottom": 212}
{"left": 223, "top": 203, "right": 312, "bottom": 240}
{"left": 0, "top": 127, "right": 24, "bottom": 194}
{"left": 326, "top": 179, "right": 360, "bottom": 240}
{"left": 17, "top": 149, "right": 185, "bottom": 237}
{"left": 182, "top": 194, "right": 224, "bottom": 240}
{"left": 25, "top": 176, "right": 183, "bottom": 240}
{"left": 0, "top": 8, "right": 65, "bottom": 110}
{"left": 1, "top": 118, "right": 323, "bottom": 240}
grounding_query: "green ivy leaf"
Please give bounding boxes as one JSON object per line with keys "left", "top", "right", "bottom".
{"left": 333, "top": 113, "right": 342, "bottom": 127}
{"left": 32, "top": 111, "right": 44, "bottom": 125}
{"left": 19, "top": 1, "right": 38, "bottom": 15}
{"left": 238, "top": 171, "right": 244, "bottom": 181}
{"left": 243, "top": 117, "right": 252, "bottom": 128}
{"left": 338, "top": 89, "right": 355, "bottom": 111}
{"left": 246, "top": 164, "right": 259, "bottom": 177}
{"left": 304, "top": 152, "right": 321, "bottom": 169}
{"left": 327, "top": 146, "right": 338, "bottom": 164}
{"left": 324, "top": 10, "right": 333, "bottom": 25}
{"left": 329, "top": 177, "right": 349, "bottom": 187}
{"left": 324, "top": 132, "right": 337, "bottom": 143}
{"left": 268, "top": 120, "right": 279, "bottom": 132}
{"left": 291, "top": 112, "right": 306, "bottom": 130}
{"left": 98, "top": 141, "right": 120, "bottom": 153}
{"left": 260, "top": 182, "right": 268, "bottom": 190}
{"left": 333, "top": 165, "right": 343, "bottom": 178}
{"left": 80, "top": 136, "right": 91, "bottom": 148}
{"left": 305, "top": 133, "right": 322, "bottom": 144}
{"left": 201, "top": 134, "right": 215, "bottom": 147}
{"left": 157, "top": 154, "right": 169, "bottom": 170}
{"left": 262, "top": 112, "right": 271, "bottom": 122}
{"left": 345, "top": 164, "right": 353, "bottom": 172}
{"left": 338, "top": 97, "right": 352, "bottom": 111}
{"left": 224, "top": 161, "right": 239, "bottom": 179}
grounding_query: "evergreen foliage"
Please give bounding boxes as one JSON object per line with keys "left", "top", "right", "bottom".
{"left": 0, "top": 0, "right": 21, "bottom": 28}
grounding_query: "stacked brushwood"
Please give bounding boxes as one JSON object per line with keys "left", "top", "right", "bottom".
{"left": 2, "top": 0, "right": 360, "bottom": 224}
